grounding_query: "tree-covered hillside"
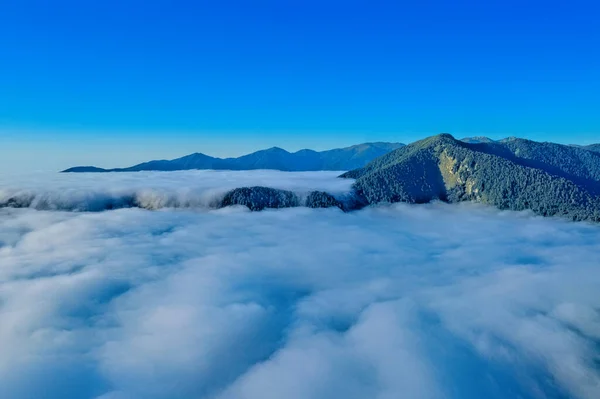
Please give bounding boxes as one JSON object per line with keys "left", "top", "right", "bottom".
{"left": 342, "top": 134, "right": 600, "bottom": 221}
{"left": 584, "top": 144, "right": 600, "bottom": 153}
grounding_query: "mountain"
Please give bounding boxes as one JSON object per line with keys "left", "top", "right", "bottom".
{"left": 60, "top": 166, "right": 109, "bottom": 173}
{"left": 341, "top": 134, "right": 600, "bottom": 221}
{"left": 62, "top": 142, "right": 404, "bottom": 173}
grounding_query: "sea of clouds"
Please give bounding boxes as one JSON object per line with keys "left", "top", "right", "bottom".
{"left": 0, "top": 170, "right": 353, "bottom": 211}
{"left": 1, "top": 171, "right": 600, "bottom": 399}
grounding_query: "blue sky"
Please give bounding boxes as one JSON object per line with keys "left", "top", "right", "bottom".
{"left": 1, "top": 0, "right": 599, "bottom": 171}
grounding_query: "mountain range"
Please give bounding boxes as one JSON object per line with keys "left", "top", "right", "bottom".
{"left": 57, "top": 134, "right": 600, "bottom": 221}
{"left": 167, "top": 134, "right": 600, "bottom": 222}
{"left": 62, "top": 142, "right": 405, "bottom": 173}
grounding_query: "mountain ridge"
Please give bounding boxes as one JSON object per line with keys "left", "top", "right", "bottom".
{"left": 62, "top": 142, "right": 405, "bottom": 173}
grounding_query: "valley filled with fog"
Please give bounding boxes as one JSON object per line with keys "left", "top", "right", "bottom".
{"left": 0, "top": 170, "right": 353, "bottom": 211}
{"left": 1, "top": 171, "right": 599, "bottom": 399}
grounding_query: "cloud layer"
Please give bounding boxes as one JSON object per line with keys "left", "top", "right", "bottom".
{"left": 0, "top": 170, "right": 353, "bottom": 211}
{"left": 0, "top": 172, "right": 599, "bottom": 399}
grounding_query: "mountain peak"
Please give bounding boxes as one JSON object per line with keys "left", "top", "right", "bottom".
{"left": 419, "top": 133, "right": 457, "bottom": 147}
{"left": 179, "top": 152, "right": 211, "bottom": 160}
{"left": 260, "top": 146, "right": 290, "bottom": 154}
{"left": 423, "top": 133, "right": 457, "bottom": 146}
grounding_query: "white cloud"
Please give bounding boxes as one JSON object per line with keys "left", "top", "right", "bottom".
{"left": 0, "top": 170, "right": 353, "bottom": 211}
{"left": 0, "top": 171, "right": 599, "bottom": 398}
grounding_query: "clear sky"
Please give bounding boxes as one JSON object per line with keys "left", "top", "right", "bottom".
{"left": 1, "top": 0, "right": 599, "bottom": 171}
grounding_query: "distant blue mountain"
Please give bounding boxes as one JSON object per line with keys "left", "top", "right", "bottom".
{"left": 62, "top": 142, "right": 405, "bottom": 173}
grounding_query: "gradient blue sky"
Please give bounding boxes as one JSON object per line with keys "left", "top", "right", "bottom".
{"left": 1, "top": 0, "right": 599, "bottom": 171}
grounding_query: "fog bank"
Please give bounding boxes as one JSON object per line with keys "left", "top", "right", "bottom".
{"left": 1, "top": 200, "right": 599, "bottom": 398}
